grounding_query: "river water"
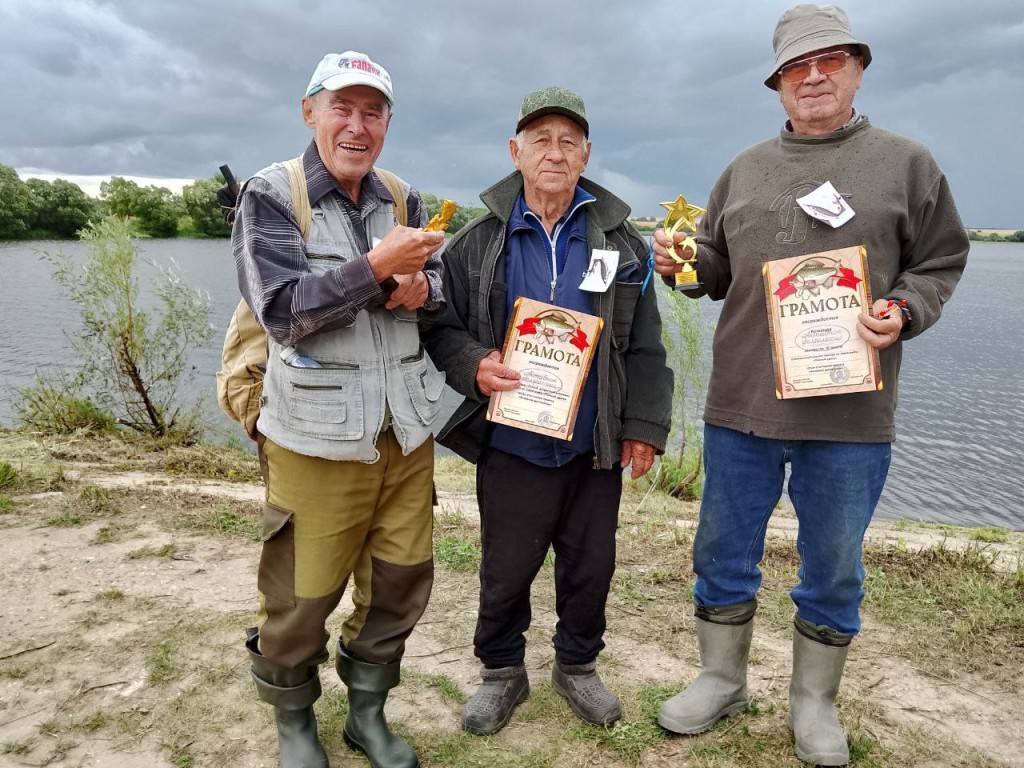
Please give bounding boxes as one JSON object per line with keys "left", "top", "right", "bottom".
{"left": 0, "top": 238, "right": 1020, "bottom": 530}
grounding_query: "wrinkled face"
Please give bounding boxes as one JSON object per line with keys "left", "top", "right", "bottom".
{"left": 302, "top": 85, "right": 391, "bottom": 198}
{"left": 776, "top": 46, "right": 863, "bottom": 135}
{"left": 510, "top": 115, "right": 591, "bottom": 199}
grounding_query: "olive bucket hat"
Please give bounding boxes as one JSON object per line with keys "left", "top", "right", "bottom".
{"left": 765, "top": 4, "right": 871, "bottom": 90}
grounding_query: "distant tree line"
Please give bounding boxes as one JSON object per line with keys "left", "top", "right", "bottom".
{"left": 967, "top": 229, "right": 1024, "bottom": 243}
{"left": 0, "top": 163, "right": 229, "bottom": 240}
{"left": 0, "top": 163, "right": 486, "bottom": 241}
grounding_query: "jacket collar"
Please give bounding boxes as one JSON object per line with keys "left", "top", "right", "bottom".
{"left": 480, "top": 171, "right": 633, "bottom": 232}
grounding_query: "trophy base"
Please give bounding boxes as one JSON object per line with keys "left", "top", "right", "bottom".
{"left": 672, "top": 282, "right": 703, "bottom": 293}
{"left": 673, "top": 271, "right": 702, "bottom": 292}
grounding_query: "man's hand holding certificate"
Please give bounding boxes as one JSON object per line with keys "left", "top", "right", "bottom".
{"left": 486, "top": 297, "right": 603, "bottom": 440}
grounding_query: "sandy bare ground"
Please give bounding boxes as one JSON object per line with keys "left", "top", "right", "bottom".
{"left": 1, "top": 456, "right": 1022, "bottom": 768}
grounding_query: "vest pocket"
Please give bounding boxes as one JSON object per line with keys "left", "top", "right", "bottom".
{"left": 401, "top": 357, "right": 446, "bottom": 425}
{"left": 282, "top": 366, "right": 365, "bottom": 440}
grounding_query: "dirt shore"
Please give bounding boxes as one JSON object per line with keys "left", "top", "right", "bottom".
{"left": 1, "top": 431, "right": 1021, "bottom": 767}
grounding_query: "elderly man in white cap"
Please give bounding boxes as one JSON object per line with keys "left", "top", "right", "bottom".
{"left": 232, "top": 51, "right": 445, "bottom": 768}
{"left": 653, "top": 6, "right": 967, "bottom": 765}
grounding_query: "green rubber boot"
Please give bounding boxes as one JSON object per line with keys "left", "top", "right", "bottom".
{"left": 336, "top": 642, "right": 418, "bottom": 768}
{"left": 246, "top": 631, "right": 329, "bottom": 768}
{"left": 658, "top": 600, "right": 756, "bottom": 734}
{"left": 789, "top": 617, "right": 851, "bottom": 766}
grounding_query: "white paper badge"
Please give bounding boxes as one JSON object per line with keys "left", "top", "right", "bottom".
{"left": 796, "top": 182, "right": 855, "bottom": 228}
{"left": 579, "top": 249, "right": 619, "bottom": 292}
{"left": 372, "top": 237, "right": 382, "bottom": 248}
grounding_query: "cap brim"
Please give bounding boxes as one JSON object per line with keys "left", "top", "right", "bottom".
{"left": 311, "top": 72, "right": 393, "bottom": 104}
{"left": 516, "top": 107, "right": 589, "bottom": 138}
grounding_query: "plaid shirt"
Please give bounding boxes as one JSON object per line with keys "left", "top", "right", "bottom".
{"left": 233, "top": 141, "right": 443, "bottom": 346}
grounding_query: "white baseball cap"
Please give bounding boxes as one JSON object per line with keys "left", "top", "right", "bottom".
{"left": 304, "top": 51, "right": 393, "bottom": 105}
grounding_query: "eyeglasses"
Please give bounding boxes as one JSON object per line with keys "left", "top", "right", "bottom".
{"left": 778, "top": 50, "right": 855, "bottom": 83}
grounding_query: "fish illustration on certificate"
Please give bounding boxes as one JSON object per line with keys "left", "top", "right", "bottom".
{"left": 487, "top": 297, "right": 603, "bottom": 440}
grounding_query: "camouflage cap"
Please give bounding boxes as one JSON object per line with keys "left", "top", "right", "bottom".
{"left": 516, "top": 86, "right": 589, "bottom": 137}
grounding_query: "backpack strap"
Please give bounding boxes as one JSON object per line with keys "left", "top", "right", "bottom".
{"left": 283, "top": 156, "right": 311, "bottom": 242}
{"left": 373, "top": 167, "right": 408, "bottom": 227}
{"left": 283, "top": 159, "right": 407, "bottom": 235}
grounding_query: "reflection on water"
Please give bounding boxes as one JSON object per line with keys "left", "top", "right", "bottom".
{"left": 1, "top": 239, "right": 1021, "bottom": 530}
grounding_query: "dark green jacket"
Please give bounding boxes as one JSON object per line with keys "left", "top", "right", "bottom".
{"left": 424, "top": 171, "right": 673, "bottom": 468}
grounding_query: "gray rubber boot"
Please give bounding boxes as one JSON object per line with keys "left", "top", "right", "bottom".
{"left": 658, "top": 600, "right": 756, "bottom": 734}
{"left": 246, "top": 631, "right": 329, "bottom": 768}
{"left": 461, "top": 665, "right": 529, "bottom": 735}
{"left": 552, "top": 661, "right": 622, "bottom": 726}
{"left": 790, "top": 617, "right": 851, "bottom": 766}
{"left": 336, "top": 642, "right": 418, "bottom": 768}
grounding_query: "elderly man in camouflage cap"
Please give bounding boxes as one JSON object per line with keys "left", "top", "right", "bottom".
{"left": 652, "top": 6, "right": 967, "bottom": 765}
{"left": 425, "top": 87, "right": 673, "bottom": 735}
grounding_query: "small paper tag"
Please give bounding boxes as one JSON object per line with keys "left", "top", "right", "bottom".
{"left": 372, "top": 236, "right": 382, "bottom": 248}
{"left": 797, "top": 182, "right": 855, "bottom": 228}
{"left": 579, "top": 249, "right": 619, "bottom": 292}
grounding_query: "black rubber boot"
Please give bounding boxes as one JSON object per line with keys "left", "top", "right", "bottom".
{"left": 461, "top": 665, "right": 529, "bottom": 735}
{"left": 552, "top": 660, "right": 622, "bottom": 726}
{"left": 246, "top": 630, "right": 329, "bottom": 768}
{"left": 336, "top": 642, "right": 418, "bottom": 768}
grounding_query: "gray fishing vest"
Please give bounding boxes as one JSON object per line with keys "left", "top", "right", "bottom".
{"left": 256, "top": 164, "right": 445, "bottom": 461}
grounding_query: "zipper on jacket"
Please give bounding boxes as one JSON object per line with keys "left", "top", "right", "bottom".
{"left": 524, "top": 198, "right": 592, "bottom": 302}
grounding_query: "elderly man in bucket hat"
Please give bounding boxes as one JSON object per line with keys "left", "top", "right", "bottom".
{"left": 232, "top": 50, "right": 446, "bottom": 768}
{"left": 652, "top": 6, "right": 967, "bottom": 765}
{"left": 424, "top": 87, "right": 673, "bottom": 735}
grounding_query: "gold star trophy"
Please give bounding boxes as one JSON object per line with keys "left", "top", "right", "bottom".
{"left": 659, "top": 194, "right": 706, "bottom": 291}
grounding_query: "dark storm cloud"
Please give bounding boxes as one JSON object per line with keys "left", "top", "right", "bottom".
{"left": 1, "top": 0, "right": 1021, "bottom": 224}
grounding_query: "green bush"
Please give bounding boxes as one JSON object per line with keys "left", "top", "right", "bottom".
{"left": 17, "top": 217, "right": 212, "bottom": 441}
{"left": 17, "top": 374, "right": 116, "bottom": 434}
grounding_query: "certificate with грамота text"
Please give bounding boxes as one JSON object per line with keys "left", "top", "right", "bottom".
{"left": 763, "top": 246, "right": 882, "bottom": 399}
{"left": 486, "top": 297, "right": 603, "bottom": 440}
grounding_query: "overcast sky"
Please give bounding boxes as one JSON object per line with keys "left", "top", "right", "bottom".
{"left": 1, "top": 0, "right": 1020, "bottom": 227}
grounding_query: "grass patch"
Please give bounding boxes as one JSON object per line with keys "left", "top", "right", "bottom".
{"left": 434, "top": 533, "right": 481, "bottom": 572}
{"left": 0, "top": 665, "right": 28, "bottom": 680}
{"left": 79, "top": 484, "right": 117, "bottom": 514}
{"left": 127, "top": 543, "right": 177, "bottom": 559}
{"left": 0, "top": 461, "right": 18, "bottom": 491}
{"left": 48, "top": 508, "right": 84, "bottom": 527}
{"left": 1, "top": 741, "right": 34, "bottom": 756}
{"left": 0, "top": 494, "right": 12, "bottom": 513}
{"left": 165, "top": 742, "right": 195, "bottom": 768}
{"left": 92, "top": 523, "right": 122, "bottom": 544}
{"left": 148, "top": 640, "right": 176, "bottom": 684}
{"left": 861, "top": 541, "right": 1024, "bottom": 672}
{"left": 161, "top": 442, "right": 261, "bottom": 482}
{"left": 970, "top": 526, "right": 1009, "bottom": 543}
{"left": 434, "top": 455, "right": 477, "bottom": 496}
{"left": 178, "top": 500, "right": 262, "bottom": 540}
{"left": 96, "top": 589, "right": 126, "bottom": 601}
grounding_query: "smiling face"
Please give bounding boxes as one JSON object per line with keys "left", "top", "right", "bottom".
{"left": 302, "top": 85, "right": 391, "bottom": 200}
{"left": 777, "top": 46, "right": 864, "bottom": 136}
{"left": 509, "top": 114, "right": 590, "bottom": 205}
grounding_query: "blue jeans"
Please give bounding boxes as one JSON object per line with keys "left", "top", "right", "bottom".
{"left": 693, "top": 424, "right": 891, "bottom": 636}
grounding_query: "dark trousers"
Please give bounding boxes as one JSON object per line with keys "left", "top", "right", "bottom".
{"left": 474, "top": 448, "right": 621, "bottom": 668}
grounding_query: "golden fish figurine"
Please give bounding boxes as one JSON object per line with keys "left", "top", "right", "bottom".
{"left": 659, "top": 194, "right": 706, "bottom": 291}
{"left": 424, "top": 199, "right": 458, "bottom": 232}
